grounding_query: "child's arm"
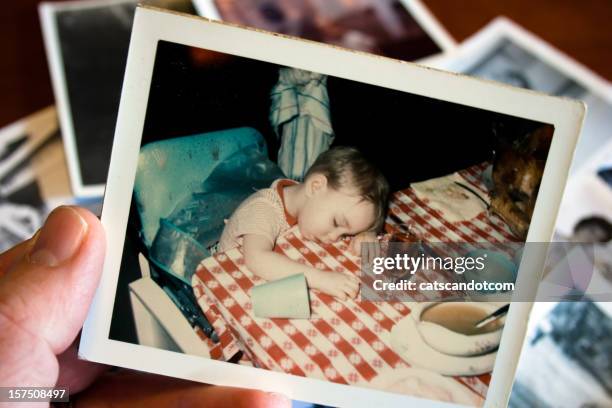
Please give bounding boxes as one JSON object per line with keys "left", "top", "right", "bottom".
{"left": 243, "top": 233, "right": 359, "bottom": 300}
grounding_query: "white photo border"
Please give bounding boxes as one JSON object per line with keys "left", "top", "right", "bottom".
{"left": 80, "top": 6, "right": 585, "bottom": 407}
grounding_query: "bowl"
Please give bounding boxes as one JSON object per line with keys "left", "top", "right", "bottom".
{"left": 412, "top": 302, "right": 504, "bottom": 357}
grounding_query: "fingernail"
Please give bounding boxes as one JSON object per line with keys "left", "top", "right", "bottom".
{"left": 266, "top": 392, "right": 291, "bottom": 405}
{"left": 28, "top": 207, "right": 88, "bottom": 267}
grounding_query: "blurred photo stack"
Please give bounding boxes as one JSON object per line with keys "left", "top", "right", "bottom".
{"left": 1, "top": 0, "right": 608, "bottom": 406}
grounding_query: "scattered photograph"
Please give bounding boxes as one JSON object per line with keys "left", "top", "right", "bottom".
{"left": 0, "top": 107, "right": 101, "bottom": 252}
{"left": 464, "top": 39, "right": 585, "bottom": 98}
{"left": 39, "top": 0, "right": 198, "bottom": 197}
{"left": 511, "top": 302, "right": 612, "bottom": 408}
{"left": 194, "top": 0, "right": 455, "bottom": 61}
{"left": 545, "top": 139, "right": 612, "bottom": 302}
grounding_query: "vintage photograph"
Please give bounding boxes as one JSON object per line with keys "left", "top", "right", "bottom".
{"left": 547, "top": 139, "right": 612, "bottom": 301}
{"left": 195, "top": 0, "right": 453, "bottom": 61}
{"left": 81, "top": 8, "right": 584, "bottom": 407}
{"left": 106, "top": 38, "right": 556, "bottom": 406}
{"left": 464, "top": 39, "right": 585, "bottom": 98}
{"left": 0, "top": 123, "right": 51, "bottom": 251}
{"left": 40, "top": 0, "right": 197, "bottom": 197}
{"left": 511, "top": 302, "right": 612, "bottom": 408}
{"left": 0, "top": 107, "right": 103, "bottom": 252}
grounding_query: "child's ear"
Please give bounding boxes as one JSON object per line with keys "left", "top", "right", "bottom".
{"left": 306, "top": 174, "right": 327, "bottom": 197}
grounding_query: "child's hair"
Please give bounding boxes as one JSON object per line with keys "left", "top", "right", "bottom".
{"left": 304, "top": 146, "right": 389, "bottom": 231}
{"left": 573, "top": 216, "right": 612, "bottom": 243}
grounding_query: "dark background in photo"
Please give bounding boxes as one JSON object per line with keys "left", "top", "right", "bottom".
{"left": 142, "top": 41, "right": 545, "bottom": 191}
{"left": 110, "top": 40, "right": 546, "bottom": 343}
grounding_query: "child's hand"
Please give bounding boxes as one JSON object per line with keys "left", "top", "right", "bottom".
{"left": 307, "top": 269, "right": 359, "bottom": 300}
{"left": 349, "top": 231, "right": 380, "bottom": 264}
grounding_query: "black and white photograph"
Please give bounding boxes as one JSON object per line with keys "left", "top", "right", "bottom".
{"left": 510, "top": 302, "right": 612, "bottom": 408}
{"left": 0, "top": 107, "right": 62, "bottom": 252}
{"left": 79, "top": 7, "right": 584, "bottom": 407}
{"left": 544, "top": 138, "right": 612, "bottom": 302}
{"left": 0, "top": 107, "right": 103, "bottom": 252}
{"left": 464, "top": 39, "right": 585, "bottom": 99}
{"left": 39, "top": 0, "right": 198, "bottom": 197}
{"left": 553, "top": 137, "right": 612, "bottom": 241}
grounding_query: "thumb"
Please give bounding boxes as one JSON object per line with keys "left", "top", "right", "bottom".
{"left": 0, "top": 206, "right": 105, "bottom": 382}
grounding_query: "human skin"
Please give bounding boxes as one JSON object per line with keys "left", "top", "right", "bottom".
{"left": 0, "top": 206, "right": 290, "bottom": 408}
{"left": 243, "top": 173, "right": 379, "bottom": 300}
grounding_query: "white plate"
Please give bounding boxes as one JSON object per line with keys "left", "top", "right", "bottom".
{"left": 390, "top": 315, "right": 497, "bottom": 377}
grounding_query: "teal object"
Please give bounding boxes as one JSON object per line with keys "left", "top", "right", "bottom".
{"left": 134, "top": 127, "right": 284, "bottom": 285}
{"left": 134, "top": 127, "right": 266, "bottom": 249}
{"left": 465, "top": 249, "right": 518, "bottom": 294}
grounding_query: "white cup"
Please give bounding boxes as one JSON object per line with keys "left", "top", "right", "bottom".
{"left": 252, "top": 273, "right": 311, "bottom": 319}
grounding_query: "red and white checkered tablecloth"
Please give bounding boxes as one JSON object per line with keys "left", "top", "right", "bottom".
{"left": 191, "top": 162, "right": 520, "bottom": 401}
{"left": 386, "top": 163, "right": 520, "bottom": 244}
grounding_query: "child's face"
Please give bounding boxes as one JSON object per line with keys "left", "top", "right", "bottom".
{"left": 298, "top": 174, "right": 376, "bottom": 244}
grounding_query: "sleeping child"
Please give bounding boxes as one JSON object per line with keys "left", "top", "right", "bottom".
{"left": 218, "top": 146, "right": 389, "bottom": 300}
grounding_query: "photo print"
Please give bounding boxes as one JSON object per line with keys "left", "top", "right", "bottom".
{"left": 194, "top": 0, "right": 455, "bottom": 61}
{"left": 40, "top": 0, "right": 198, "bottom": 197}
{"left": 0, "top": 107, "right": 64, "bottom": 252}
{"left": 511, "top": 302, "right": 612, "bottom": 408}
{"left": 111, "top": 40, "right": 553, "bottom": 406}
{"left": 544, "top": 138, "right": 612, "bottom": 302}
{"left": 0, "top": 107, "right": 104, "bottom": 252}
{"left": 81, "top": 7, "right": 584, "bottom": 407}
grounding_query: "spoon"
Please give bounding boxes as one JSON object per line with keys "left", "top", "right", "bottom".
{"left": 474, "top": 304, "right": 510, "bottom": 329}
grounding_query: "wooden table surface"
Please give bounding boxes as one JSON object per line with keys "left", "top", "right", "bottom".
{"left": 1, "top": 0, "right": 611, "bottom": 128}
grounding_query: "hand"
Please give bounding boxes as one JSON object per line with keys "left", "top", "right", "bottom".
{"left": 0, "top": 206, "right": 290, "bottom": 407}
{"left": 307, "top": 268, "right": 359, "bottom": 300}
{"left": 349, "top": 231, "right": 380, "bottom": 264}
